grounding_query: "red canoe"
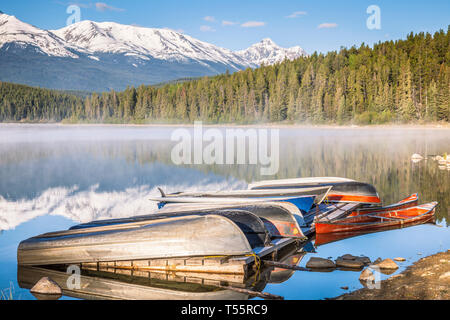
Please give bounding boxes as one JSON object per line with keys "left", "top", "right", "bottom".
{"left": 349, "top": 193, "right": 419, "bottom": 217}
{"left": 315, "top": 202, "right": 437, "bottom": 234}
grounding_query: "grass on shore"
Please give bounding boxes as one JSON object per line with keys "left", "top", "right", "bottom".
{"left": 1, "top": 282, "right": 16, "bottom": 300}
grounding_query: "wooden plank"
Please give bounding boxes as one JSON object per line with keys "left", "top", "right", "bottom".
{"left": 114, "top": 262, "right": 246, "bottom": 275}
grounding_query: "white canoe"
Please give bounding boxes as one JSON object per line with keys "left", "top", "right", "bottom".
{"left": 248, "top": 177, "right": 355, "bottom": 190}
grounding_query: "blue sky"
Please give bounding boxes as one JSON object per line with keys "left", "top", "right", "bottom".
{"left": 1, "top": 0, "right": 449, "bottom": 53}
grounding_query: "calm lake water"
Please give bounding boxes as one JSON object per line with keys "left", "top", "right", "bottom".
{"left": 0, "top": 124, "right": 449, "bottom": 300}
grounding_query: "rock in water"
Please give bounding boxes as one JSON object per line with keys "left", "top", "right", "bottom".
{"left": 30, "top": 277, "right": 62, "bottom": 295}
{"left": 358, "top": 256, "right": 372, "bottom": 266}
{"left": 376, "top": 258, "right": 399, "bottom": 270}
{"left": 411, "top": 154, "right": 424, "bottom": 163}
{"left": 336, "top": 257, "right": 364, "bottom": 269}
{"left": 359, "top": 268, "right": 375, "bottom": 282}
{"left": 394, "top": 257, "right": 406, "bottom": 262}
{"left": 335, "top": 254, "right": 371, "bottom": 268}
{"left": 306, "top": 257, "right": 336, "bottom": 269}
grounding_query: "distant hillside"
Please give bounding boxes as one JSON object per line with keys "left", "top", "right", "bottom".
{"left": 0, "top": 28, "right": 449, "bottom": 124}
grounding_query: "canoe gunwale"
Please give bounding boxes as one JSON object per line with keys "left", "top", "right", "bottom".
{"left": 352, "top": 193, "right": 419, "bottom": 215}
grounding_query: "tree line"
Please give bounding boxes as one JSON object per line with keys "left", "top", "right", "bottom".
{"left": 0, "top": 27, "right": 449, "bottom": 124}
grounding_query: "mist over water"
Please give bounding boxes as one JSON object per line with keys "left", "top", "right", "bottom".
{"left": 0, "top": 124, "right": 448, "bottom": 300}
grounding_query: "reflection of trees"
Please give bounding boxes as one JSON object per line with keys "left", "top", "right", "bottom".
{"left": 0, "top": 130, "right": 448, "bottom": 223}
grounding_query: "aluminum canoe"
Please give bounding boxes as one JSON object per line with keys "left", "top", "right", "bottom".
{"left": 17, "top": 211, "right": 270, "bottom": 266}
{"left": 71, "top": 203, "right": 306, "bottom": 239}
{"left": 161, "top": 186, "right": 332, "bottom": 205}
{"left": 150, "top": 195, "right": 316, "bottom": 214}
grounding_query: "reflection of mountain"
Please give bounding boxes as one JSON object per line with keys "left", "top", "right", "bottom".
{"left": 0, "top": 126, "right": 449, "bottom": 226}
{"left": 0, "top": 179, "right": 246, "bottom": 231}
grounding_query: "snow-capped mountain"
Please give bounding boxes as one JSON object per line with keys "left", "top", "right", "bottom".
{"left": 0, "top": 12, "right": 307, "bottom": 91}
{"left": 237, "top": 38, "right": 308, "bottom": 66}
{"left": 0, "top": 13, "right": 79, "bottom": 58}
{"left": 52, "top": 20, "right": 253, "bottom": 71}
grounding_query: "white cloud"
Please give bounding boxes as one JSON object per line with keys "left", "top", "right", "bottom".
{"left": 241, "top": 21, "right": 266, "bottom": 28}
{"left": 203, "top": 16, "right": 215, "bottom": 22}
{"left": 318, "top": 23, "right": 338, "bottom": 29}
{"left": 200, "top": 25, "right": 216, "bottom": 32}
{"left": 95, "top": 2, "right": 124, "bottom": 12}
{"left": 222, "top": 20, "right": 238, "bottom": 26}
{"left": 286, "top": 11, "right": 307, "bottom": 18}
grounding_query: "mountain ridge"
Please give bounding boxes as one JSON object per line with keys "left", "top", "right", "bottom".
{"left": 0, "top": 12, "right": 308, "bottom": 91}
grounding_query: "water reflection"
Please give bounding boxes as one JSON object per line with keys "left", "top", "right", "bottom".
{"left": 0, "top": 125, "right": 449, "bottom": 300}
{"left": 17, "top": 241, "right": 306, "bottom": 300}
{"left": 0, "top": 125, "right": 448, "bottom": 226}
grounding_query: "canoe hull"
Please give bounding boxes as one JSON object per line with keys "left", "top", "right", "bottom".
{"left": 71, "top": 204, "right": 303, "bottom": 239}
{"left": 164, "top": 187, "right": 332, "bottom": 205}
{"left": 249, "top": 180, "right": 381, "bottom": 205}
{"left": 349, "top": 194, "right": 418, "bottom": 217}
{"left": 17, "top": 214, "right": 260, "bottom": 266}
{"left": 150, "top": 195, "right": 316, "bottom": 214}
{"left": 315, "top": 202, "right": 437, "bottom": 234}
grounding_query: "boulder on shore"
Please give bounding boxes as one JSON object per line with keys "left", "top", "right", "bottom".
{"left": 306, "top": 257, "right": 336, "bottom": 269}
{"left": 30, "top": 277, "right": 62, "bottom": 295}
{"left": 374, "top": 258, "right": 399, "bottom": 270}
{"left": 359, "top": 268, "right": 375, "bottom": 282}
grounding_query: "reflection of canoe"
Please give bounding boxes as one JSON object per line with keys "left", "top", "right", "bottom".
{"left": 315, "top": 202, "right": 438, "bottom": 234}
{"left": 150, "top": 195, "right": 316, "bottom": 213}
{"left": 18, "top": 211, "right": 270, "bottom": 266}
{"left": 269, "top": 253, "right": 305, "bottom": 284}
{"left": 248, "top": 178, "right": 381, "bottom": 205}
{"left": 162, "top": 186, "right": 332, "bottom": 205}
{"left": 349, "top": 194, "right": 418, "bottom": 217}
{"left": 72, "top": 203, "right": 306, "bottom": 239}
{"left": 17, "top": 266, "right": 256, "bottom": 300}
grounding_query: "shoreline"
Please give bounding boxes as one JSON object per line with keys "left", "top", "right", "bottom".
{"left": 1, "top": 122, "right": 449, "bottom": 130}
{"left": 334, "top": 250, "right": 450, "bottom": 300}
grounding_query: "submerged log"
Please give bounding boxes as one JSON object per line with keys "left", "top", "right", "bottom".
{"left": 263, "top": 260, "right": 310, "bottom": 272}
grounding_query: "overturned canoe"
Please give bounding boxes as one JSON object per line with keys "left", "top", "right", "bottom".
{"left": 349, "top": 193, "right": 419, "bottom": 217}
{"left": 72, "top": 202, "right": 306, "bottom": 239}
{"left": 248, "top": 178, "right": 381, "bottom": 205}
{"left": 149, "top": 195, "right": 316, "bottom": 214}
{"left": 315, "top": 202, "right": 438, "bottom": 234}
{"left": 248, "top": 177, "right": 355, "bottom": 189}
{"left": 17, "top": 211, "right": 270, "bottom": 266}
{"left": 161, "top": 186, "right": 332, "bottom": 205}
